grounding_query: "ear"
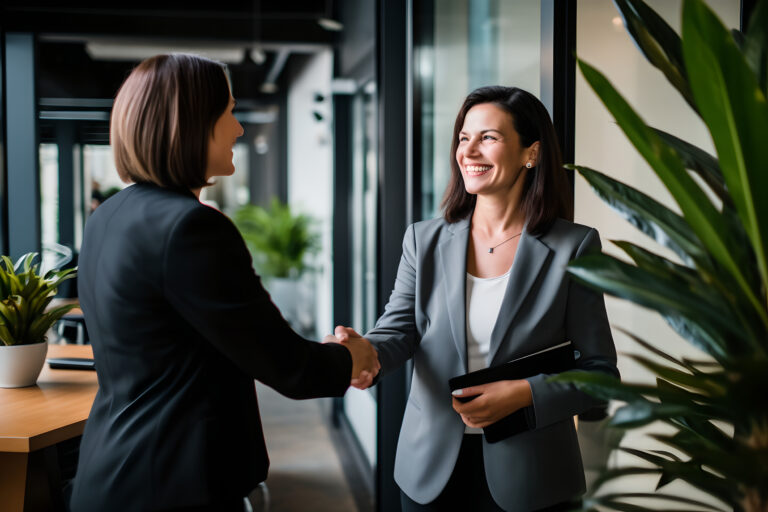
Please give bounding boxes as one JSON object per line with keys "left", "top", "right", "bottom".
{"left": 525, "top": 141, "right": 541, "bottom": 167}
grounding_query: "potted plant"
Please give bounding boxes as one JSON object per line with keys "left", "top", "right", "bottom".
{"left": 552, "top": 0, "right": 768, "bottom": 510}
{"left": 232, "top": 198, "right": 319, "bottom": 335}
{"left": 0, "top": 253, "right": 78, "bottom": 387}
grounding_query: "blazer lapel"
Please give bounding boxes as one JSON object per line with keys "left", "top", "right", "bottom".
{"left": 488, "top": 228, "right": 552, "bottom": 364}
{"left": 438, "top": 218, "right": 471, "bottom": 371}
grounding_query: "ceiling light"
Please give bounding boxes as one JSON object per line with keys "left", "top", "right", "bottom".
{"left": 250, "top": 48, "right": 267, "bottom": 65}
{"left": 317, "top": 18, "right": 343, "bottom": 31}
{"left": 260, "top": 83, "right": 278, "bottom": 94}
{"left": 85, "top": 43, "right": 244, "bottom": 63}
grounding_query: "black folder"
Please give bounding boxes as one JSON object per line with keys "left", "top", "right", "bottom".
{"left": 449, "top": 341, "right": 575, "bottom": 443}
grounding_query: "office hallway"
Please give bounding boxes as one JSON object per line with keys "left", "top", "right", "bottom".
{"left": 254, "top": 383, "right": 358, "bottom": 512}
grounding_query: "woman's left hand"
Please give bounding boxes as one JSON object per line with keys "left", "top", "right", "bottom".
{"left": 451, "top": 379, "right": 533, "bottom": 428}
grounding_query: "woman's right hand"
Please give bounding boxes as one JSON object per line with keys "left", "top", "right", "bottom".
{"left": 324, "top": 326, "right": 380, "bottom": 389}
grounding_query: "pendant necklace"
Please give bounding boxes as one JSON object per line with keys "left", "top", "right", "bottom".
{"left": 488, "top": 232, "right": 522, "bottom": 254}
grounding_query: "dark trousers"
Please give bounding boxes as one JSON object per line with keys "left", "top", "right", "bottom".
{"left": 400, "top": 434, "right": 581, "bottom": 512}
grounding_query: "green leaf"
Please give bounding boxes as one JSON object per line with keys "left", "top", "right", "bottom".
{"left": 613, "top": 0, "right": 696, "bottom": 111}
{"left": 624, "top": 353, "right": 726, "bottom": 396}
{"left": 651, "top": 128, "right": 727, "bottom": 204}
{"left": 585, "top": 492, "right": 727, "bottom": 512}
{"left": 611, "top": 402, "right": 710, "bottom": 428}
{"left": 568, "top": 253, "right": 741, "bottom": 360}
{"left": 743, "top": 0, "right": 768, "bottom": 94}
{"left": 0, "top": 322, "right": 16, "bottom": 346}
{"left": 587, "top": 466, "right": 663, "bottom": 495}
{"left": 578, "top": 58, "right": 767, "bottom": 328}
{"left": 549, "top": 371, "right": 648, "bottom": 403}
{"left": 27, "top": 304, "right": 77, "bottom": 344}
{"left": 682, "top": 0, "right": 768, "bottom": 303}
{"left": 569, "top": 165, "right": 707, "bottom": 266}
{"left": 614, "top": 326, "right": 695, "bottom": 373}
{"left": 619, "top": 448, "right": 735, "bottom": 502}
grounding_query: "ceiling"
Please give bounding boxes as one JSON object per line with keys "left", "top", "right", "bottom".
{"left": 2, "top": 1, "right": 343, "bottom": 104}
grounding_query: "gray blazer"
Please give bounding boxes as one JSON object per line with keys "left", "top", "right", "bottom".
{"left": 366, "top": 216, "right": 618, "bottom": 511}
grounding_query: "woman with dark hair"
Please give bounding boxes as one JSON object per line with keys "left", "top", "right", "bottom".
{"left": 69, "top": 54, "right": 379, "bottom": 512}
{"left": 338, "top": 86, "right": 618, "bottom": 511}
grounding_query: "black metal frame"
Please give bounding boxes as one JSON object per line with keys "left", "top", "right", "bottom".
{"left": 375, "top": 0, "right": 410, "bottom": 508}
{"left": 0, "top": 24, "right": 7, "bottom": 256}
{"left": 4, "top": 32, "right": 41, "bottom": 260}
{"left": 541, "top": 0, "right": 577, "bottom": 205}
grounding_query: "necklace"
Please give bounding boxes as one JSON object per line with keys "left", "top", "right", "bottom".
{"left": 487, "top": 232, "right": 522, "bottom": 254}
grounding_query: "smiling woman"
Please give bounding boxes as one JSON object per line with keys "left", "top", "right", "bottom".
{"left": 206, "top": 96, "right": 244, "bottom": 180}
{"left": 335, "top": 86, "right": 619, "bottom": 511}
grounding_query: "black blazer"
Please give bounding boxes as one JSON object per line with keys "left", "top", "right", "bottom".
{"left": 69, "top": 183, "right": 351, "bottom": 511}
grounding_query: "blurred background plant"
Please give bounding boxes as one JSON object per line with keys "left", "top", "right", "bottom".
{"left": 552, "top": 0, "right": 768, "bottom": 510}
{"left": 233, "top": 198, "right": 320, "bottom": 279}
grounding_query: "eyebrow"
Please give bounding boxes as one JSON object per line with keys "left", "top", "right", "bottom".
{"left": 459, "top": 128, "right": 504, "bottom": 136}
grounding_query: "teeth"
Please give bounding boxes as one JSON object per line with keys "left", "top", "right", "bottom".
{"left": 466, "top": 165, "right": 492, "bottom": 172}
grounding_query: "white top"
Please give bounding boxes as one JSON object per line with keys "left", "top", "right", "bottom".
{"left": 463, "top": 268, "right": 511, "bottom": 434}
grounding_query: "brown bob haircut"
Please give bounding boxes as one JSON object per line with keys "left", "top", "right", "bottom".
{"left": 110, "top": 54, "right": 231, "bottom": 190}
{"left": 441, "top": 86, "right": 573, "bottom": 236}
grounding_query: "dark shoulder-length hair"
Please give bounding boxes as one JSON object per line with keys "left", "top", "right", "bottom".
{"left": 441, "top": 86, "right": 572, "bottom": 235}
{"left": 110, "top": 53, "right": 231, "bottom": 190}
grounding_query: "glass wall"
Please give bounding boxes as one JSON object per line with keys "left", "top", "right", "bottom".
{"left": 573, "top": 0, "right": 739, "bottom": 505}
{"left": 416, "top": 0, "right": 541, "bottom": 220}
{"left": 344, "top": 80, "right": 379, "bottom": 469}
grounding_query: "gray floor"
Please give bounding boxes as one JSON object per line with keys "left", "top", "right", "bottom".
{"left": 254, "top": 383, "right": 358, "bottom": 512}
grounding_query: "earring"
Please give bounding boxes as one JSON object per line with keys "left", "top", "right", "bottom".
{"left": 525, "top": 162, "right": 533, "bottom": 169}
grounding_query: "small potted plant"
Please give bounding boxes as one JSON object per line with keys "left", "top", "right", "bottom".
{"left": 233, "top": 198, "right": 319, "bottom": 335}
{"left": 0, "top": 253, "right": 78, "bottom": 387}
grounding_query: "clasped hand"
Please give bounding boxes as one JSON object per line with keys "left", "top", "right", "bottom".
{"left": 451, "top": 380, "right": 533, "bottom": 429}
{"left": 323, "top": 326, "right": 381, "bottom": 389}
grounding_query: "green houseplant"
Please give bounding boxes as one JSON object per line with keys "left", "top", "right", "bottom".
{"left": 551, "top": 0, "right": 768, "bottom": 510}
{"left": 233, "top": 199, "right": 320, "bottom": 336}
{"left": 232, "top": 198, "right": 319, "bottom": 279}
{"left": 0, "top": 252, "right": 78, "bottom": 387}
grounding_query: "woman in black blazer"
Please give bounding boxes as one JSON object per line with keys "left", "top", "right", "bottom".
{"left": 69, "top": 54, "right": 378, "bottom": 512}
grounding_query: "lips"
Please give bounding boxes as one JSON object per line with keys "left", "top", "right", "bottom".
{"left": 464, "top": 164, "right": 492, "bottom": 176}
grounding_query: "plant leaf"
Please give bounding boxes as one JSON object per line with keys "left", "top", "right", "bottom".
{"left": 568, "top": 253, "right": 741, "bottom": 360}
{"left": 578, "top": 58, "right": 767, "bottom": 329}
{"left": 569, "top": 165, "right": 707, "bottom": 266}
{"left": 743, "top": 0, "right": 768, "bottom": 94}
{"left": 651, "top": 128, "right": 727, "bottom": 204}
{"left": 682, "top": 0, "right": 768, "bottom": 302}
{"left": 613, "top": 0, "right": 696, "bottom": 111}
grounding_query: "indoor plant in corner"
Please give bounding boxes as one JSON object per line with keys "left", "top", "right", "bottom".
{"left": 0, "top": 253, "right": 78, "bottom": 388}
{"left": 552, "top": 0, "right": 768, "bottom": 510}
{"left": 233, "top": 198, "right": 319, "bottom": 335}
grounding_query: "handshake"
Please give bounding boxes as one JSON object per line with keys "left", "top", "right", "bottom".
{"left": 323, "top": 326, "right": 381, "bottom": 389}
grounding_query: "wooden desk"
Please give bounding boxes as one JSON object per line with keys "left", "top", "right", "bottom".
{"left": 0, "top": 344, "right": 96, "bottom": 512}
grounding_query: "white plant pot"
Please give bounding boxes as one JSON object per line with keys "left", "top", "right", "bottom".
{"left": 266, "top": 276, "right": 316, "bottom": 337}
{"left": 0, "top": 341, "right": 49, "bottom": 388}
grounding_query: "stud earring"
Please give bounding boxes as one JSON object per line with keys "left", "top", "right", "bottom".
{"left": 525, "top": 162, "right": 533, "bottom": 169}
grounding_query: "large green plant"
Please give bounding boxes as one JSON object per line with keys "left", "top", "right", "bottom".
{"left": 0, "top": 253, "right": 78, "bottom": 346}
{"left": 551, "top": 0, "right": 768, "bottom": 510}
{"left": 233, "top": 198, "right": 319, "bottom": 279}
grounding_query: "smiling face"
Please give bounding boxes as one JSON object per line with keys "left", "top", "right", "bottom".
{"left": 206, "top": 96, "right": 244, "bottom": 180}
{"left": 455, "top": 102, "right": 538, "bottom": 199}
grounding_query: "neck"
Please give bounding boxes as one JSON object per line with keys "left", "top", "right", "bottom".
{"left": 472, "top": 191, "right": 526, "bottom": 237}
{"left": 191, "top": 187, "right": 202, "bottom": 199}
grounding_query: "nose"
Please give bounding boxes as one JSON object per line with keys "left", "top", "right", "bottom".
{"left": 464, "top": 136, "right": 481, "bottom": 155}
{"left": 236, "top": 120, "right": 244, "bottom": 138}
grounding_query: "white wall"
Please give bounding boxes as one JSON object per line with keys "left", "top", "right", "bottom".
{"left": 286, "top": 50, "right": 335, "bottom": 338}
{"left": 574, "top": 0, "right": 739, "bottom": 505}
